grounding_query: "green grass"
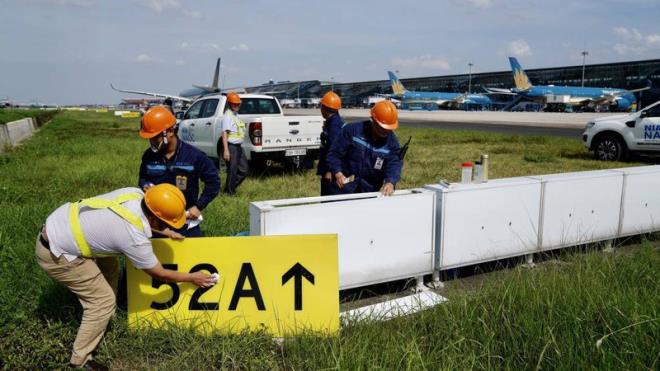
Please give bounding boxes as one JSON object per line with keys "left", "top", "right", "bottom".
{"left": 0, "top": 111, "right": 658, "bottom": 369}
{"left": 0, "top": 108, "right": 58, "bottom": 125}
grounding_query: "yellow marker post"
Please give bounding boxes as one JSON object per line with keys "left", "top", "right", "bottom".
{"left": 127, "top": 235, "right": 339, "bottom": 336}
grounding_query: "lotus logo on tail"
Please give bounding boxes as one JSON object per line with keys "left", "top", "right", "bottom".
{"left": 513, "top": 69, "right": 532, "bottom": 91}
{"left": 388, "top": 71, "right": 407, "bottom": 96}
{"left": 509, "top": 57, "right": 532, "bottom": 91}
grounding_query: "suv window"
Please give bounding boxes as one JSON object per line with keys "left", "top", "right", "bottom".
{"left": 200, "top": 99, "right": 219, "bottom": 118}
{"left": 238, "top": 98, "right": 281, "bottom": 115}
{"left": 184, "top": 100, "right": 204, "bottom": 120}
{"left": 644, "top": 104, "right": 660, "bottom": 118}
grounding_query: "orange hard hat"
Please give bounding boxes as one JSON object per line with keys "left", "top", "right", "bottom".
{"left": 144, "top": 183, "right": 187, "bottom": 229}
{"left": 370, "top": 100, "right": 398, "bottom": 130}
{"left": 139, "top": 106, "right": 176, "bottom": 139}
{"left": 227, "top": 92, "right": 241, "bottom": 105}
{"left": 320, "top": 91, "right": 341, "bottom": 111}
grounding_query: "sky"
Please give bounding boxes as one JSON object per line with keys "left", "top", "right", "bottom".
{"left": 1, "top": 0, "right": 659, "bottom": 105}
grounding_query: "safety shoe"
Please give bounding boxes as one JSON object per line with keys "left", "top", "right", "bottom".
{"left": 70, "top": 359, "right": 109, "bottom": 371}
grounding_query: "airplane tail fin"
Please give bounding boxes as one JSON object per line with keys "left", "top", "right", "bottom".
{"left": 388, "top": 71, "right": 407, "bottom": 96}
{"left": 509, "top": 57, "right": 532, "bottom": 91}
{"left": 212, "top": 58, "right": 221, "bottom": 90}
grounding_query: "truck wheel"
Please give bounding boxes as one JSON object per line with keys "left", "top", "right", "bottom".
{"left": 593, "top": 134, "right": 627, "bottom": 161}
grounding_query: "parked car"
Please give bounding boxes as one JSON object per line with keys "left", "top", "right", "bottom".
{"left": 583, "top": 100, "right": 660, "bottom": 161}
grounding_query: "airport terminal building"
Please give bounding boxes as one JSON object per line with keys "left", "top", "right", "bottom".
{"left": 245, "top": 58, "right": 660, "bottom": 111}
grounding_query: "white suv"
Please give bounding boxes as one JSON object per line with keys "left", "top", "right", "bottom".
{"left": 583, "top": 100, "right": 660, "bottom": 161}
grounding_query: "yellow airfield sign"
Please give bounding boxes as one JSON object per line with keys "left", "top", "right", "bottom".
{"left": 127, "top": 234, "right": 339, "bottom": 336}
{"left": 120, "top": 111, "right": 140, "bottom": 118}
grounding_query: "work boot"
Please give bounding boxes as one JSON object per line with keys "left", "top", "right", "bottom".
{"left": 70, "top": 359, "right": 109, "bottom": 371}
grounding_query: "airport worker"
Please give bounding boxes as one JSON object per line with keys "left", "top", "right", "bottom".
{"left": 162, "top": 98, "right": 174, "bottom": 113}
{"left": 138, "top": 106, "right": 220, "bottom": 237}
{"left": 317, "top": 91, "right": 345, "bottom": 196}
{"left": 220, "top": 92, "right": 249, "bottom": 195}
{"left": 36, "top": 184, "right": 216, "bottom": 370}
{"left": 326, "top": 100, "right": 402, "bottom": 196}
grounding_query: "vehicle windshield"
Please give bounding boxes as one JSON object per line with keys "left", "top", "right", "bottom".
{"left": 237, "top": 98, "right": 281, "bottom": 115}
{"left": 641, "top": 100, "right": 660, "bottom": 114}
{"left": 641, "top": 101, "right": 660, "bottom": 118}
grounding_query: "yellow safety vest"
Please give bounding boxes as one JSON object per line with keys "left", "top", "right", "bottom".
{"left": 227, "top": 111, "right": 246, "bottom": 141}
{"left": 69, "top": 192, "right": 145, "bottom": 258}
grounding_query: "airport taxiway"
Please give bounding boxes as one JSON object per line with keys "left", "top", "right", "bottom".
{"left": 286, "top": 109, "right": 620, "bottom": 137}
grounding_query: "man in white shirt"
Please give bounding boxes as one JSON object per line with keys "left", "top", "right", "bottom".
{"left": 221, "top": 92, "right": 248, "bottom": 195}
{"left": 36, "top": 184, "right": 215, "bottom": 370}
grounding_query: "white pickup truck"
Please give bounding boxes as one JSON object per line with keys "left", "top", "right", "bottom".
{"left": 583, "top": 100, "right": 660, "bottom": 161}
{"left": 176, "top": 93, "right": 322, "bottom": 169}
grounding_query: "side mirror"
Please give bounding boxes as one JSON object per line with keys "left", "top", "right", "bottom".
{"left": 175, "top": 111, "right": 185, "bottom": 120}
{"left": 639, "top": 110, "right": 648, "bottom": 119}
{"left": 625, "top": 120, "right": 636, "bottom": 128}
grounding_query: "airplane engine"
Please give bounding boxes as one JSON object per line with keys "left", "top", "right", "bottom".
{"left": 611, "top": 97, "right": 632, "bottom": 112}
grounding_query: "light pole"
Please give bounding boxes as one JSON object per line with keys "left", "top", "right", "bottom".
{"left": 581, "top": 50, "right": 589, "bottom": 87}
{"left": 468, "top": 63, "right": 474, "bottom": 94}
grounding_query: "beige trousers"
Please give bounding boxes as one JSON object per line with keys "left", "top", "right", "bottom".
{"left": 35, "top": 236, "right": 119, "bottom": 366}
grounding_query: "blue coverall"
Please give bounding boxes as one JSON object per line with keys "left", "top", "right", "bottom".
{"left": 317, "top": 113, "right": 345, "bottom": 196}
{"left": 139, "top": 139, "right": 220, "bottom": 237}
{"left": 325, "top": 121, "right": 402, "bottom": 195}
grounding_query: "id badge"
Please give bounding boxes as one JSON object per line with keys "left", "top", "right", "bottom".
{"left": 374, "top": 157, "right": 384, "bottom": 170}
{"left": 176, "top": 175, "right": 188, "bottom": 191}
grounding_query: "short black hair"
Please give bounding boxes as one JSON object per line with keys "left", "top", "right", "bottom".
{"left": 141, "top": 199, "right": 154, "bottom": 219}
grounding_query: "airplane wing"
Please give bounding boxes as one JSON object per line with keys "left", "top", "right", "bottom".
{"left": 585, "top": 87, "right": 651, "bottom": 105}
{"left": 626, "top": 86, "right": 651, "bottom": 94}
{"left": 482, "top": 87, "right": 518, "bottom": 95}
{"left": 245, "top": 89, "right": 287, "bottom": 95}
{"left": 190, "top": 84, "right": 246, "bottom": 94}
{"left": 398, "top": 98, "right": 449, "bottom": 106}
{"left": 110, "top": 84, "right": 193, "bottom": 103}
{"left": 448, "top": 94, "right": 465, "bottom": 104}
{"left": 222, "top": 86, "right": 247, "bottom": 93}
{"left": 192, "top": 84, "right": 220, "bottom": 93}
{"left": 570, "top": 96, "right": 598, "bottom": 105}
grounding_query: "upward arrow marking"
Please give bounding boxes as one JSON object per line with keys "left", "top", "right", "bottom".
{"left": 282, "top": 262, "right": 315, "bottom": 311}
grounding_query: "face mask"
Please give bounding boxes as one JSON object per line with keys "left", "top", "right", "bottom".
{"left": 150, "top": 133, "right": 168, "bottom": 153}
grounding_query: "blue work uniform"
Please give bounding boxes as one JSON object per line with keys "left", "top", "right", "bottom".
{"left": 326, "top": 121, "right": 402, "bottom": 194}
{"left": 317, "top": 113, "right": 344, "bottom": 195}
{"left": 139, "top": 139, "right": 220, "bottom": 237}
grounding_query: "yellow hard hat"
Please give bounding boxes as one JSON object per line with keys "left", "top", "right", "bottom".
{"left": 370, "top": 100, "right": 398, "bottom": 130}
{"left": 139, "top": 106, "right": 176, "bottom": 139}
{"left": 144, "top": 184, "right": 186, "bottom": 229}
{"left": 320, "top": 91, "right": 341, "bottom": 111}
{"left": 227, "top": 92, "right": 242, "bottom": 105}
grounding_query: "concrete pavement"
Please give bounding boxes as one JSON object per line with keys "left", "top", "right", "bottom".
{"left": 285, "top": 108, "right": 620, "bottom": 137}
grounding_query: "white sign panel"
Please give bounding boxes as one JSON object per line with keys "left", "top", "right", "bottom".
{"left": 426, "top": 177, "right": 542, "bottom": 269}
{"left": 250, "top": 190, "right": 436, "bottom": 290}
{"left": 616, "top": 166, "right": 660, "bottom": 237}
{"left": 539, "top": 170, "right": 623, "bottom": 250}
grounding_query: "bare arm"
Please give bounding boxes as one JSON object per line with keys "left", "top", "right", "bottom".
{"left": 222, "top": 131, "right": 230, "bottom": 161}
{"left": 143, "top": 262, "right": 215, "bottom": 287}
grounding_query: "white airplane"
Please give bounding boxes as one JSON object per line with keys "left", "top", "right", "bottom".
{"left": 111, "top": 58, "right": 245, "bottom": 104}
